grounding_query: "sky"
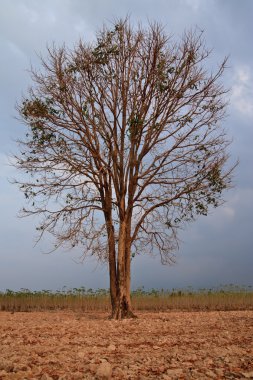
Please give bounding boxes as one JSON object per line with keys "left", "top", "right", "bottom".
{"left": 0, "top": 0, "right": 252, "bottom": 292}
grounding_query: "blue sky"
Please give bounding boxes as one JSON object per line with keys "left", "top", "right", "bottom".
{"left": 0, "top": 0, "right": 252, "bottom": 291}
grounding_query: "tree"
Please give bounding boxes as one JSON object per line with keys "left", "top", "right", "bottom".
{"left": 14, "top": 19, "right": 235, "bottom": 319}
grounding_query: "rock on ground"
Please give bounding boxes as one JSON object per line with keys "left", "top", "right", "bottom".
{"left": 96, "top": 360, "right": 112, "bottom": 379}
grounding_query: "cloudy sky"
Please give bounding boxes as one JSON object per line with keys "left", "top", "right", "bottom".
{"left": 0, "top": 0, "right": 252, "bottom": 292}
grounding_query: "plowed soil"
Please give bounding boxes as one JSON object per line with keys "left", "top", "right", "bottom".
{"left": 0, "top": 310, "right": 253, "bottom": 379}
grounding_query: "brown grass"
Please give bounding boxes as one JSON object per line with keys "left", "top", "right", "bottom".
{"left": 0, "top": 286, "right": 252, "bottom": 313}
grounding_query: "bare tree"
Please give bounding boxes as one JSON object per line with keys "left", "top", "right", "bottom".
{"left": 14, "top": 19, "right": 235, "bottom": 319}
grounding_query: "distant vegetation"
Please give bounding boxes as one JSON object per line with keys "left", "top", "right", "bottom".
{"left": 0, "top": 285, "right": 252, "bottom": 313}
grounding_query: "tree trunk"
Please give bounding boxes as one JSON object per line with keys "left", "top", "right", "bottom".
{"left": 124, "top": 219, "right": 136, "bottom": 317}
{"left": 105, "top": 212, "right": 118, "bottom": 319}
{"left": 109, "top": 219, "right": 137, "bottom": 320}
{"left": 108, "top": 226, "right": 117, "bottom": 316}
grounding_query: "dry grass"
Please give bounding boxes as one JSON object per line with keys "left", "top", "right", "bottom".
{"left": 0, "top": 285, "right": 252, "bottom": 313}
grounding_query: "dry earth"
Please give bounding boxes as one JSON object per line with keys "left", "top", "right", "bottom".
{"left": 0, "top": 310, "right": 253, "bottom": 379}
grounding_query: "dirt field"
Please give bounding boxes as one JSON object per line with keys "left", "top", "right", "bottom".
{"left": 0, "top": 310, "right": 252, "bottom": 379}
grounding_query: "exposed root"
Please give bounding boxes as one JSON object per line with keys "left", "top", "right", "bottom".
{"left": 108, "top": 308, "right": 138, "bottom": 320}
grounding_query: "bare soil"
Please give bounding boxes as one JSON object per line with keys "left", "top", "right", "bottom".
{"left": 0, "top": 310, "right": 252, "bottom": 379}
